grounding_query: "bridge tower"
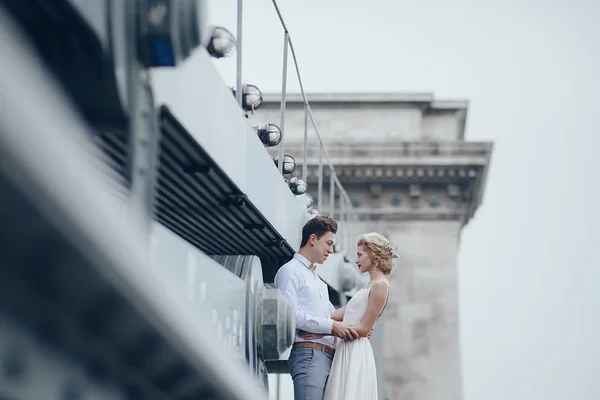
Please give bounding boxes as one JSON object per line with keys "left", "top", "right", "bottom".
{"left": 251, "top": 93, "right": 493, "bottom": 400}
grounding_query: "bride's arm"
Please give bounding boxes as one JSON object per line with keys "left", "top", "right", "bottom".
{"left": 330, "top": 306, "right": 345, "bottom": 322}
{"left": 351, "top": 281, "right": 388, "bottom": 338}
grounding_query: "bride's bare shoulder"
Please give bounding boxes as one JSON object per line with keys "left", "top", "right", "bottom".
{"left": 371, "top": 279, "right": 390, "bottom": 290}
{"left": 368, "top": 280, "right": 389, "bottom": 298}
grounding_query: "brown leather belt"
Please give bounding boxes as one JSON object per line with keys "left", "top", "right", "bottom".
{"left": 293, "top": 342, "right": 335, "bottom": 356}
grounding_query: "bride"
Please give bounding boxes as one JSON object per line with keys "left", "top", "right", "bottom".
{"left": 300, "top": 232, "right": 397, "bottom": 400}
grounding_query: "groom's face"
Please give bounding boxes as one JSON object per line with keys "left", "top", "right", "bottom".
{"left": 312, "top": 231, "right": 335, "bottom": 265}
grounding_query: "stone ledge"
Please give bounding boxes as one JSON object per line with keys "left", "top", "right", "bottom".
{"left": 277, "top": 140, "right": 492, "bottom": 160}
{"left": 336, "top": 208, "right": 468, "bottom": 222}
{"left": 303, "top": 165, "right": 483, "bottom": 183}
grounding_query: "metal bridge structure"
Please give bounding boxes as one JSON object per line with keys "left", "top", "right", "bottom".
{"left": 0, "top": 1, "right": 363, "bottom": 399}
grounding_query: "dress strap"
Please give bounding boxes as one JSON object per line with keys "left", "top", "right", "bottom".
{"left": 377, "top": 281, "right": 390, "bottom": 318}
{"left": 367, "top": 280, "right": 390, "bottom": 318}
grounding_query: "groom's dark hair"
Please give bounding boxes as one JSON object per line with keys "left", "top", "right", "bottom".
{"left": 300, "top": 215, "right": 338, "bottom": 247}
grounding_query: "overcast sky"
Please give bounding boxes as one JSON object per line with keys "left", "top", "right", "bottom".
{"left": 170, "top": 1, "right": 599, "bottom": 399}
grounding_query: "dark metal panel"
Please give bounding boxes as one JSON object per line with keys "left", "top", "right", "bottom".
{"left": 2, "top": 0, "right": 128, "bottom": 130}
{"left": 96, "top": 105, "right": 295, "bottom": 277}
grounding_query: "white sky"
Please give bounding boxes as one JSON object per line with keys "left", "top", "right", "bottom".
{"left": 186, "top": 1, "right": 600, "bottom": 399}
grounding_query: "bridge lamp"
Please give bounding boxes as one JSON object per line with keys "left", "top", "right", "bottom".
{"left": 341, "top": 263, "right": 359, "bottom": 292}
{"left": 254, "top": 123, "right": 282, "bottom": 147}
{"left": 274, "top": 155, "right": 296, "bottom": 175}
{"left": 206, "top": 26, "right": 236, "bottom": 58}
{"left": 231, "top": 84, "right": 263, "bottom": 113}
{"left": 288, "top": 177, "right": 307, "bottom": 195}
{"left": 304, "top": 193, "right": 314, "bottom": 208}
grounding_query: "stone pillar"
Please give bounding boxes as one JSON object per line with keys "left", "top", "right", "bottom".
{"left": 249, "top": 93, "right": 493, "bottom": 400}
{"left": 296, "top": 145, "right": 492, "bottom": 400}
{"left": 383, "top": 220, "right": 463, "bottom": 400}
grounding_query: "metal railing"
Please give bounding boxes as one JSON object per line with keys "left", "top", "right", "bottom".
{"left": 233, "top": 0, "right": 360, "bottom": 254}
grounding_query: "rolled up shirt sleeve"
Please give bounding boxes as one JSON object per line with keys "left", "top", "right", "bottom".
{"left": 328, "top": 301, "right": 335, "bottom": 315}
{"left": 275, "top": 266, "right": 333, "bottom": 334}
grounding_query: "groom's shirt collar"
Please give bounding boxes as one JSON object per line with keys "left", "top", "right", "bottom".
{"left": 294, "top": 253, "right": 314, "bottom": 270}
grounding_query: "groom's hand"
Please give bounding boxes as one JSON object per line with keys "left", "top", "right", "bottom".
{"left": 298, "top": 330, "right": 327, "bottom": 340}
{"left": 332, "top": 321, "right": 360, "bottom": 340}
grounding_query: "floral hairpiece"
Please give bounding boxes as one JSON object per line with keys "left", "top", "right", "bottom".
{"left": 385, "top": 243, "right": 400, "bottom": 259}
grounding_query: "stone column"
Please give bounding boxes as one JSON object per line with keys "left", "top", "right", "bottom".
{"left": 383, "top": 220, "right": 463, "bottom": 400}
{"left": 293, "top": 141, "right": 492, "bottom": 400}
{"left": 248, "top": 94, "right": 493, "bottom": 400}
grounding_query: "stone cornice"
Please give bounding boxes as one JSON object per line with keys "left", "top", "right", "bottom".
{"left": 260, "top": 93, "right": 469, "bottom": 112}
{"left": 260, "top": 94, "right": 470, "bottom": 139}
{"left": 276, "top": 140, "right": 492, "bottom": 225}
{"left": 261, "top": 92, "right": 434, "bottom": 104}
{"left": 321, "top": 189, "right": 472, "bottom": 223}
{"left": 333, "top": 208, "right": 468, "bottom": 222}
{"left": 304, "top": 165, "right": 482, "bottom": 184}
{"left": 277, "top": 141, "right": 492, "bottom": 164}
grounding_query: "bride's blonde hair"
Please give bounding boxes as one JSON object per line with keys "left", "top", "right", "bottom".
{"left": 356, "top": 232, "right": 398, "bottom": 275}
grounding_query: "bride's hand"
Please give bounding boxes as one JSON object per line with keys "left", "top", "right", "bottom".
{"left": 348, "top": 323, "right": 374, "bottom": 339}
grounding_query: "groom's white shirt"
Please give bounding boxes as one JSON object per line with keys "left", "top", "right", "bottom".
{"left": 275, "top": 253, "right": 336, "bottom": 349}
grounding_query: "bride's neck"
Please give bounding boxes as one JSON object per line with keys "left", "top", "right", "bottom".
{"left": 368, "top": 269, "right": 385, "bottom": 282}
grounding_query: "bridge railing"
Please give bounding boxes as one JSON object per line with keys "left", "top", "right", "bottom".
{"left": 228, "top": 0, "right": 361, "bottom": 255}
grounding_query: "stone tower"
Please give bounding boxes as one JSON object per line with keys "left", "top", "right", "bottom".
{"left": 250, "top": 93, "right": 493, "bottom": 400}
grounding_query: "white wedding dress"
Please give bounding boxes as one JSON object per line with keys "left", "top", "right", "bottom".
{"left": 323, "top": 282, "right": 389, "bottom": 400}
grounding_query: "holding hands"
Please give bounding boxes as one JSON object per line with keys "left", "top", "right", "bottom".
{"left": 298, "top": 322, "right": 373, "bottom": 341}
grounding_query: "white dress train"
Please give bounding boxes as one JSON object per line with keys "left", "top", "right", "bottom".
{"left": 323, "top": 282, "right": 389, "bottom": 400}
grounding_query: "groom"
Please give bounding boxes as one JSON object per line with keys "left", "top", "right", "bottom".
{"left": 275, "top": 215, "right": 359, "bottom": 400}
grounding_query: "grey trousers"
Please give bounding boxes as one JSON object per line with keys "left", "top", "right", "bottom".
{"left": 288, "top": 346, "right": 334, "bottom": 400}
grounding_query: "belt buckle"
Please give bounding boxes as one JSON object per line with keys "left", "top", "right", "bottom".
{"left": 320, "top": 343, "right": 333, "bottom": 355}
